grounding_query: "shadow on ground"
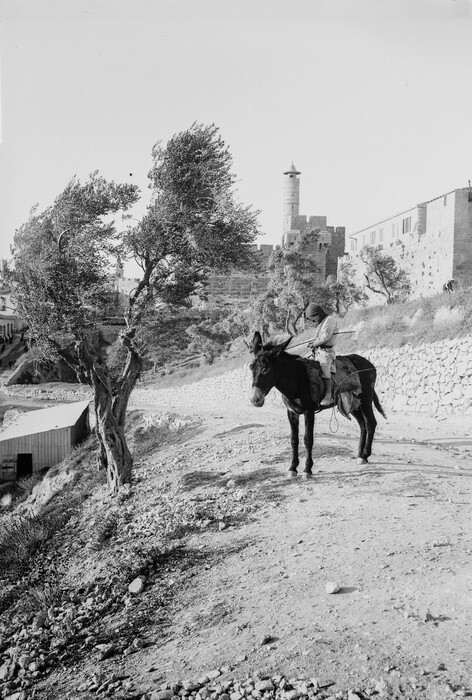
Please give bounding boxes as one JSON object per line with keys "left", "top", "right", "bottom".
{"left": 179, "top": 465, "right": 295, "bottom": 508}
{"left": 213, "top": 423, "right": 265, "bottom": 438}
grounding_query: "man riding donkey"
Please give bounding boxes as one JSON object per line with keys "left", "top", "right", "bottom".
{"left": 304, "top": 302, "right": 338, "bottom": 407}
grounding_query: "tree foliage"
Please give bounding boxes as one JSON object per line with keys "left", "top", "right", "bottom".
{"left": 322, "top": 261, "right": 368, "bottom": 314}
{"left": 253, "top": 232, "right": 366, "bottom": 337}
{"left": 359, "top": 245, "right": 411, "bottom": 304}
{"left": 255, "top": 231, "right": 321, "bottom": 336}
{"left": 12, "top": 123, "right": 260, "bottom": 493}
{"left": 184, "top": 298, "right": 260, "bottom": 364}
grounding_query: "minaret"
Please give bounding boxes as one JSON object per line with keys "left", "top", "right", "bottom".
{"left": 115, "top": 256, "right": 124, "bottom": 280}
{"left": 283, "top": 163, "right": 301, "bottom": 232}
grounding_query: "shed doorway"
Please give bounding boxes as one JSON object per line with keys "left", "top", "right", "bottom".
{"left": 17, "top": 453, "right": 33, "bottom": 479}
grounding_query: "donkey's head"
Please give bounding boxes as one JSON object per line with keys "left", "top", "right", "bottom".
{"left": 248, "top": 331, "right": 292, "bottom": 407}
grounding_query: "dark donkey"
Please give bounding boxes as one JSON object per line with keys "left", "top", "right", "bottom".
{"left": 249, "top": 331, "right": 386, "bottom": 478}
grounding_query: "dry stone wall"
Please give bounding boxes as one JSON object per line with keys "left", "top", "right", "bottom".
{"left": 364, "top": 335, "right": 472, "bottom": 415}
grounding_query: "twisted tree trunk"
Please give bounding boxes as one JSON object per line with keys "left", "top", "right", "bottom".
{"left": 93, "top": 375, "right": 133, "bottom": 492}
{"left": 78, "top": 334, "right": 143, "bottom": 494}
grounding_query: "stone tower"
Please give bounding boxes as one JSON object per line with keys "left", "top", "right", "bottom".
{"left": 283, "top": 163, "right": 301, "bottom": 231}
{"left": 115, "top": 256, "right": 124, "bottom": 280}
{"left": 281, "top": 164, "right": 346, "bottom": 283}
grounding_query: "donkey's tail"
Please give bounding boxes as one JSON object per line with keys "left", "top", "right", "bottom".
{"left": 373, "top": 390, "right": 387, "bottom": 419}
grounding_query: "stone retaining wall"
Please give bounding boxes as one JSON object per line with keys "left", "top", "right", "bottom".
{"left": 365, "top": 335, "right": 472, "bottom": 415}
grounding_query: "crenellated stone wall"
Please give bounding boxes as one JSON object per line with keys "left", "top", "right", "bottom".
{"left": 365, "top": 335, "right": 472, "bottom": 415}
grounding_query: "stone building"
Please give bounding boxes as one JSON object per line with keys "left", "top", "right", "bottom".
{"left": 0, "top": 295, "right": 17, "bottom": 341}
{"left": 282, "top": 163, "right": 346, "bottom": 284}
{"left": 207, "top": 165, "right": 346, "bottom": 299}
{"left": 0, "top": 259, "right": 25, "bottom": 339}
{"left": 205, "top": 243, "right": 274, "bottom": 300}
{"left": 108, "top": 258, "right": 140, "bottom": 315}
{"left": 109, "top": 168, "right": 347, "bottom": 305}
{"left": 341, "top": 186, "right": 472, "bottom": 301}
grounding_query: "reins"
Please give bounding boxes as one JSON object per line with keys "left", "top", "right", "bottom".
{"left": 287, "top": 330, "right": 355, "bottom": 351}
{"left": 334, "top": 366, "right": 374, "bottom": 389}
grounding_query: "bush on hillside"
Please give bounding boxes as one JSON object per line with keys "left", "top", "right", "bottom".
{"left": 433, "top": 305, "right": 465, "bottom": 327}
{"left": 334, "top": 287, "right": 472, "bottom": 353}
{"left": 0, "top": 437, "right": 100, "bottom": 612}
{"left": 7, "top": 356, "right": 79, "bottom": 385}
{"left": 120, "top": 300, "right": 257, "bottom": 376}
{"left": 0, "top": 513, "right": 52, "bottom": 581}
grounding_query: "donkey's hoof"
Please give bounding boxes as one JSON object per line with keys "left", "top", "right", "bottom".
{"left": 356, "top": 457, "right": 368, "bottom": 465}
{"left": 288, "top": 471, "right": 298, "bottom": 479}
{"left": 303, "top": 472, "right": 313, "bottom": 480}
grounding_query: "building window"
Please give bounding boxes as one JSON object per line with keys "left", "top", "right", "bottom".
{"left": 370, "top": 230, "right": 376, "bottom": 244}
{"left": 402, "top": 216, "right": 411, "bottom": 234}
{"left": 379, "top": 228, "right": 383, "bottom": 242}
{"left": 443, "top": 194, "right": 447, "bottom": 205}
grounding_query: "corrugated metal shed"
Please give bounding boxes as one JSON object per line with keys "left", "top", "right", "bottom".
{"left": 0, "top": 400, "right": 90, "bottom": 479}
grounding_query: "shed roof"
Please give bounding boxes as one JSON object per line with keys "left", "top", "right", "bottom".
{"left": 0, "top": 400, "right": 90, "bottom": 442}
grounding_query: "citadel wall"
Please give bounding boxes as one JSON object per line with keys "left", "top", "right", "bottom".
{"left": 112, "top": 164, "right": 347, "bottom": 304}
{"left": 326, "top": 227, "right": 346, "bottom": 278}
{"left": 453, "top": 188, "right": 472, "bottom": 289}
{"left": 282, "top": 165, "right": 346, "bottom": 286}
{"left": 343, "top": 187, "right": 472, "bottom": 300}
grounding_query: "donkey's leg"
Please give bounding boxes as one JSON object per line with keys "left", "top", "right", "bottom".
{"left": 287, "top": 409, "right": 300, "bottom": 477}
{"left": 303, "top": 409, "right": 315, "bottom": 478}
{"left": 360, "top": 400, "right": 377, "bottom": 462}
{"left": 351, "top": 407, "right": 368, "bottom": 464}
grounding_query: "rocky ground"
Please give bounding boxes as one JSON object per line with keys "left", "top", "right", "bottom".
{"left": 1, "top": 366, "right": 472, "bottom": 700}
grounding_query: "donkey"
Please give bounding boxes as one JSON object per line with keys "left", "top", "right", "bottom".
{"left": 249, "top": 331, "right": 386, "bottom": 478}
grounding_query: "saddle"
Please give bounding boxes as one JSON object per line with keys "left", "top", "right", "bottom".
{"left": 300, "top": 356, "right": 362, "bottom": 418}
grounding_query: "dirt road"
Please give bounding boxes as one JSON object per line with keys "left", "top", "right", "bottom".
{"left": 5, "top": 372, "right": 472, "bottom": 699}
{"left": 122, "top": 383, "right": 472, "bottom": 699}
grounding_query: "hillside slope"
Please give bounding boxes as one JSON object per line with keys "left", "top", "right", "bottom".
{"left": 1, "top": 371, "right": 471, "bottom": 700}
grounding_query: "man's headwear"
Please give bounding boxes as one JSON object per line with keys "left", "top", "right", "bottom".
{"left": 305, "top": 303, "right": 325, "bottom": 319}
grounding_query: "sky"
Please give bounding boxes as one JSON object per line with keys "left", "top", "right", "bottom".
{"left": 1, "top": 0, "right": 472, "bottom": 276}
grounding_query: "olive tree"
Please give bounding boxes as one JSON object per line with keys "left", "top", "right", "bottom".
{"left": 256, "top": 231, "right": 321, "bottom": 335}
{"left": 322, "top": 261, "right": 368, "bottom": 314}
{"left": 360, "top": 245, "right": 411, "bottom": 304}
{"left": 12, "top": 123, "right": 259, "bottom": 493}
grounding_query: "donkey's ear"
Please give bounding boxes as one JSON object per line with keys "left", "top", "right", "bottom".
{"left": 281, "top": 336, "right": 293, "bottom": 352}
{"left": 269, "top": 336, "right": 293, "bottom": 357}
{"left": 250, "top": 331, "right": 263, "bottom": 355}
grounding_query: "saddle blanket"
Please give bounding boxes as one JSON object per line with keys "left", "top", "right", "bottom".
{"left": 300, "top": 355, "right": 362, "bottom": 418}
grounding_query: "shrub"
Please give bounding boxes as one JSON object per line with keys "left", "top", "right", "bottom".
{"left": 0, "top": 514, "right": 51, "bottom": 580}
{"left": 94, "top": 511, "right": 119, "bottom": 548}
{"left": 433, "top": 305, "right": 465, "bottom": 327}
{"left": 334, "top": 288, "right": 472, "bottom": 352}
